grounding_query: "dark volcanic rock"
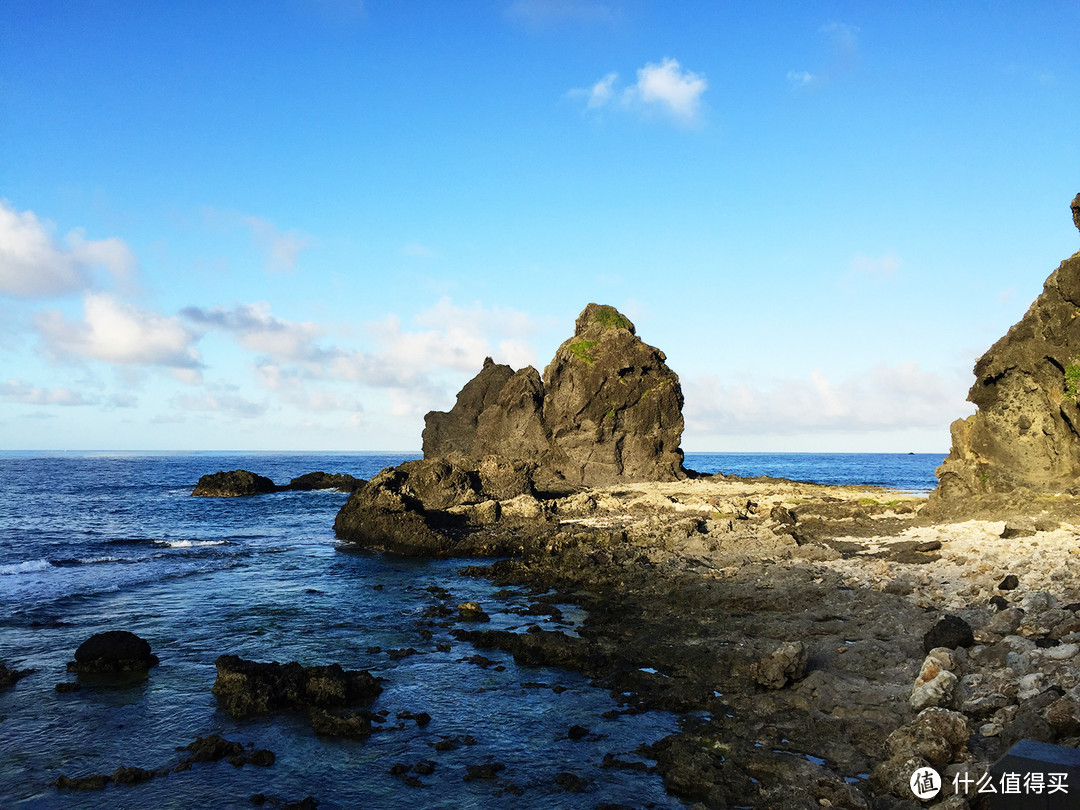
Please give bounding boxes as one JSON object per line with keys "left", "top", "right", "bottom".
{"left": 212, "top": 654, "right": 381, "bottom": 718}
{"left": 1073, "top": 192, "right": 1080, "bottom": 232}
{"left": 332, "top": 456, "right": 537, "bottom": 556}
{"left": 922, "top": 615, "right": 974, "bottom": 653}
{"left": 929, "top": 195, "right": 1080, "bottom": 516}
{"left": 422, "top": 304, "right": 685, "bottom": 488}
{"left": 0, "top": 662, "right": 34, "bottom": 689}
{"left": 53, "top": 773, "right": 111, "bottom": 790}
{"left": 192, "top": 469, "right": 278, "bottom": 497}
{"left": 67, "top": 630, "right": 158, "bottom": 674}
{"left": 284, "top": 472, "right": 364, "bottom": 492}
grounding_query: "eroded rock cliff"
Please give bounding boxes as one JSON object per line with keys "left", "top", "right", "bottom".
{"left": 422, "top": 303, "right": 685, "bottom": 488}
{"left": 929, "top": 195, "right": 1080, "bottom": 516}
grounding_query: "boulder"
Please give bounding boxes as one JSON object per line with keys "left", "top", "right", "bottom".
{"left": 67, "top": 630, "right": 158, "bottom": 674}
{"left": 332, "top": 456, "right": 537, "bottom": 556}
{"left": 750, "top": 641, "right": 808, "bottom": 689}
{"left": 211, "top": 654, "right": 381, "bottom": 719}
{"left": 192, "top": 470, "right": 278, "bottom": 497}
{"left": 923, "top": 615, "right": 974, "bottom": 653}
{"left": 422, "top": 304, "right": 685, "bottom": 488}
{"left": 929, "top": 194, "right": 1080, "bottom": 516}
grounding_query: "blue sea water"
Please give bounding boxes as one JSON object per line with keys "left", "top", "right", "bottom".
{"left": 0, "top": 451, "right": 944, "bottom": 809}
{"left": 684, "top": 452, "right": 945, "bottom": 493}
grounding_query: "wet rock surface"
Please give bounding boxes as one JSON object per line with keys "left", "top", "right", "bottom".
{"left": 345, "top": 470, "right": 1080, "bottom": 807}
{"left": 0, "top": 662, "right": 34, "bottom": 689}
{"left": 422, "top": 303, "right": 685, "bottom": 488}
{"left": 332, "top": 455, "right": 544, "bottom": 556}
{"left": 53, "top": 733, "right": 275, "bottom": 791}
{"left": 193, "top": 469, "right": 363, "bottom": 496}
{"left": 212, "top": 654, "right": 382, "bottom": 719}
{"left": 192, "top": 469, "right": 279, "bottom": 497}
{"left": 67, "top": 630, "right": 158, "bottom": 674}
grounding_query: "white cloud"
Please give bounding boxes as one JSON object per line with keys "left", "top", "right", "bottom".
{"left": 569, "top": 58, "right": 707, "bottom": 126}
{"left": 0, "top": 378, "right": 93, "bottom": 406}
{"left": 631, "top": 58, "right": 707, "bottom": 123}
{"left": 203, "top": 208, "right": 313, "bottom": 273}
{"left": 0, "top": 200, "right": 137, "bottom": 299}
{"left": 242, "top": 215, "right": 313, "bottom": 272}
{"left": 171, "top": 391, "right": 268, "bottom": 419}
{"left": 506, "top": 0, "right": 617, "bottom": 28}
{"left": 586, "top": 73, "right": 618, "bottom": 108}
{"left": 182, "top": 302, "right": 325, "bottom": 361}
{"left": 684, "top": 362, "right": 970, "bottom": 437}
{"left": 35, "top": 293, "right": 202, "bottom": 368}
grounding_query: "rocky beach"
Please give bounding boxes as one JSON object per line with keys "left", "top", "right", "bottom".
{"left": 5, "top": 199, "right": 1080, "bottom": 808}
{"left": 327, "top": 197, "right": 1080, "bottom": 808}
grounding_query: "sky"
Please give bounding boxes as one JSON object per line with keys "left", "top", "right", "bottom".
{"left": 1, "top": 0, "right": 1078, "bottom": 453}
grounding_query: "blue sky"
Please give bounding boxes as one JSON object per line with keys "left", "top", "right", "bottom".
{"left": 1, "top": 0, "right": 1078, "bottom": 452}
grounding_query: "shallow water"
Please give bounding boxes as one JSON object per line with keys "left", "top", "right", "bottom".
{"left": 0, "top": 453, "right": 681, "bottom": 809}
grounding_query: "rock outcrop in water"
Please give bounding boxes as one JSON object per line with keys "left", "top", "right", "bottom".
{"left": 193, "top": 470, "right": 279, "bottom": 497}
{"left": 193, "top": 470, "right": 363, "bottom": 496}
{"left": 422, "top": 303, "right": 686, "bottom": 488}
{"left": 67, "top": 631, "right": 158, "bottom": 675}
{"left": 929, "top": 195, "right": 1080, "bottom": 517}
{"left": 332, "top": 455, "right": 546, "bottom": 556}
{"left": 212, "top": 654, "right": 382, "bottom": 718}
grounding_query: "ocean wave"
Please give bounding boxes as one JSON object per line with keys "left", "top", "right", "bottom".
{"left": 154, "top": 539, "right": 229, "bottom": 548}
{"left": 0, "top": 559, "right": 49, "bottom": 576}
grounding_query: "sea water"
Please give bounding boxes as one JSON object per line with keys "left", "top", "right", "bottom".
{"left": 0, "top": 451, "right": 943, "bottom": 808}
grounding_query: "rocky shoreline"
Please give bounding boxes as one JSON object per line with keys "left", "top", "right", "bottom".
{"left": 424, "top": 473, "right": 1080, "bottom": 809}
{"left": 170, "top": 200, "right": 1080, "bottom": 808}
{"left": 362, "top": 473, "right": 1080, "bottom": 807}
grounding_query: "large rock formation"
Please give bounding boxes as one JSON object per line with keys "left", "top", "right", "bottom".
{"left": 422, "top": 303, "right": 686, "bottom": 488}
{"left": 930, "top": 195, "right": 1080, "bottom": 516}
{"left": 332, "top": 455, "right": 545, "bottom": 556}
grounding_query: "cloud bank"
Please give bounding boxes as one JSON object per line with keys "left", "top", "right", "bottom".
{"left": 0, "top": 200, "right": 137, "bottom": 298}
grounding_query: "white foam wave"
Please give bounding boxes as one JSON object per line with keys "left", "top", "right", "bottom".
{"left": 155, "top": 539, "right": 228, "bottom": 548}
{"left": 0, "top": 559, "right": 49, "bottom": 575}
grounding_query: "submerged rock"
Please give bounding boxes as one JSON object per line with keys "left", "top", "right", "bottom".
{"left": 212, "top": 654, "right": 382, "bottom": 719}
{"left": 0, "top": 662, "right": 34, "bottom": 689}
{"left": 67, "top": 630, "right": 158, "bottom": 674}
{"left": 930, "top": 194, "right": 1080, "bottom": 516}
{"left": 422, "top": 303, "right": 685, "bottom": 488}
{"left": 192, "top": 469, "right": 278, "bottom": 497}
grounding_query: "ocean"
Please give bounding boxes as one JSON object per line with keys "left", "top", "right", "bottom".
{"left": 0, "top": 451, "right": 943, "bottom": 808}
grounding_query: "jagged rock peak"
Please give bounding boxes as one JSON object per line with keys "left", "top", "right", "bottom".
{"left": 928, "top": 194, "right": 1080, "bottom": 517}
{"left": 422, "top": 303, "right": 684, "bottom": 488}
{"left": 573, "top": 303, "right": 636, "bottom": 337}
{"left": 1072, "top": 192, "right": 1080, "bottom": 233}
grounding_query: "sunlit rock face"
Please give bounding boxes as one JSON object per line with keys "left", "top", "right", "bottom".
{"left": 929, "top": 194, "right": 1080, "bottom": 517}
{"left": 422, "top": 303, "right": 685, "bottom": 488}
